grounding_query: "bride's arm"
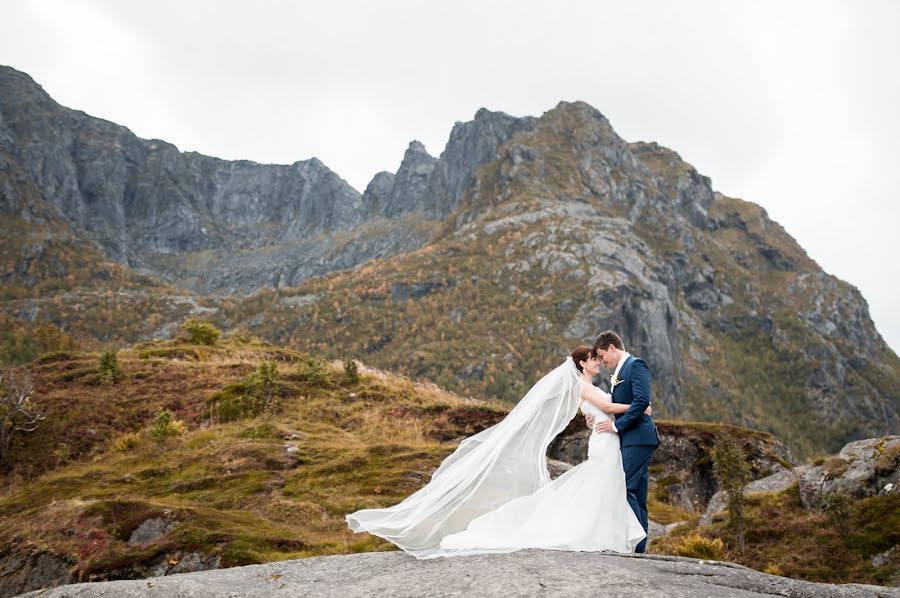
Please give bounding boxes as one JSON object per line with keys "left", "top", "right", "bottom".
{"left": 581, "top": 384, "right": 652, "bottom": 415}
{"left": 580, "top": 385, "right": 630, "bottom": 414}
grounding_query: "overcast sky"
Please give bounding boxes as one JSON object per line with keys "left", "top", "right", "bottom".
{"left": 2, "top": 0, "right": 898, "bottom": 353}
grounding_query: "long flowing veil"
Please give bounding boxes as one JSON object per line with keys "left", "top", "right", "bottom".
{"left": 345, "top": 356, "right": 582, "bottom": 559}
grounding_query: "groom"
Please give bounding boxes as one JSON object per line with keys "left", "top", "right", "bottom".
{"left": 585, "top": 330, "right": 660, "bottom": 553}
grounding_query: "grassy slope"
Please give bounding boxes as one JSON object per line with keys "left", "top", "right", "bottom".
{"left": 0, "top": 338, "right": 510, "bottom": 581}
{"left": 651, "top": 483, "right": 900, "bottom": 586}
{"left": 0, "top": 151, "right": 220, "bottom": 364}
{"left": 2, "top": 338, "right": 895, "bottom": 586}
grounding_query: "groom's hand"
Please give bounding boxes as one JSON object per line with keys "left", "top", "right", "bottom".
{"left": 593, "top": 420, "right": 616, "bottom": 434}
{"left": 584, "top": 413, "right": 595, "bottom": 429}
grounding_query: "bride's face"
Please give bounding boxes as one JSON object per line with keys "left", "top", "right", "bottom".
{"left": 582, "top": 355, "right": 601, "bottom": 376}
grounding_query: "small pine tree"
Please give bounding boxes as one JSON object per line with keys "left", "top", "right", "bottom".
{"left": 712, "top": 433, "right": 752, "bottom": 554}
{"left": 181, "top": 318, "right": 221, "bottom": 346}
{"left": 151, "top": 409, "right": 184, "bottom": 443}
{"left": 295, "top": 355, "right": 327, "bottom": 385}
{"left": 343, "top": 358, "right": 359, "bottom": 385}
{"left": 98, "top": 350, "right": 123, "bottom": 384}
{"left": 253, "top": 360, "right": 278, "bottom": 412}
{"left": 822, "top": 491, "right": 852, "bottom": 534}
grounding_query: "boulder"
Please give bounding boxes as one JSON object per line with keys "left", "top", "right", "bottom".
{"left": 799, "top": 436, "right": 900, "bottom": 510}
{"left": 699, "top": 466, "right": 809, "bottom": 526}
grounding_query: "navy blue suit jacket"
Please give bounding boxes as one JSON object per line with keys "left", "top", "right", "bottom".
{"left": 611, "top": 356, "right": 660, "bottom": 447}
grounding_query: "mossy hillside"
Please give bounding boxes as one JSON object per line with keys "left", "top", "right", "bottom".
{"left": 0, "top": 190, "right": 221, "bottom": 366}
{"left": 0, "top": 339, "right": 515, "bottom": 580}
{"left": 652, "top": 483, "right": 900, "bottom": 586}
{"left": 221, "top": 212, "right": 596, "bottom": 411}
{"left": 216, "top": 194, "right": 891, "bottom": 458}
{"left": 3, "top": 335, "right": 712, "bottom": 580}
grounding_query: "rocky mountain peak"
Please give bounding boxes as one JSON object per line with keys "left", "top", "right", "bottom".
{"left": 0, "top": 63, "right": 363, "bottom": 269}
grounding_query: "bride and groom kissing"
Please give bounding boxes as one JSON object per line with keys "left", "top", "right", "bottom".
{"left": 346, "top": 330, "right": 661, "bottom": 558}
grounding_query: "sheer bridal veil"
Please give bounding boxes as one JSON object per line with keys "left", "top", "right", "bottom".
{"left": 345, "top": 357, "right": 582, "bottom": 559}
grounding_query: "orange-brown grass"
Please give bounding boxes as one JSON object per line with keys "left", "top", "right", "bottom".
{"left": 0, "top": 339, "right": 510, "bottom": 581}
{"left": 651, "top": 483, "right": 900, "bottom": 586}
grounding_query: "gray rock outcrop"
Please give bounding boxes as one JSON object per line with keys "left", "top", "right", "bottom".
{"left": 799, "top": 436, "right": 900, "bottom": 510}
{"left": 19, "top": 549, "right": 897, "bottom": 598}
{"left": 550, "top": 420, "right": 796, "bottom": 513}
{"left": 0, "top": 551, "right": 73, "bottom": 598}
{"left": 0, "top": 67, "right": 538, "bottom": 296}
{"left": 700, "top": 466, "right": 810, "bottom": 527}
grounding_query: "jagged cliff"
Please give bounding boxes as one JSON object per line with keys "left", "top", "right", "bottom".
{"left": 0, "top": 67, "right": 535, "bottom": 295}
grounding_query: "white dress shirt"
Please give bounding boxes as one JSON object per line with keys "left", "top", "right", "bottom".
{"left": 609, "top": 351, "right": 630, "bottom": 433}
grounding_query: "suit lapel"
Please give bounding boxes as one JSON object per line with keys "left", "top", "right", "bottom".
{"left": 612, "top": 355, "right": 634, "bottom": 402}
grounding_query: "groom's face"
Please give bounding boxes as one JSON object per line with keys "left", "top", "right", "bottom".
{"left": 596, "top": 345, "right": 616, "bottom": 369}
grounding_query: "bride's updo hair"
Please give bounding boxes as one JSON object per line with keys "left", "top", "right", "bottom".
{"left": 570, "top": 346, "right": 594, "bottom": 373}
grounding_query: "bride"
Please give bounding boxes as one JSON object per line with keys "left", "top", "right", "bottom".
{"left": 345, "top": 346, "right": 647, "bottom": 558}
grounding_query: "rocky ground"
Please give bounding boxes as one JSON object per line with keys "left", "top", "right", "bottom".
{"left": 19, "top": 549, "right": 899, "bottom": 598}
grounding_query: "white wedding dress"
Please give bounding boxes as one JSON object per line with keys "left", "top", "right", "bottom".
{"left": 439, "top": 384, "right": 646, "bottom": 555}
{"left": 346, "top": 358, "right": 645, "bottom": 559}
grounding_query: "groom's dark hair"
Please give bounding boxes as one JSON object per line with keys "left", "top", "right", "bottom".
{"left": 593, "top": 330, "right": 624, "bottom": 352}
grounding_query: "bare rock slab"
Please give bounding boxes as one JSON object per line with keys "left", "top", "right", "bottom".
{"left": 19, "top": 550, "right": 898, "bottom": 598}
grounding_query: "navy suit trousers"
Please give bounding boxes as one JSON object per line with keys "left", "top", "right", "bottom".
{"left": 621, "top": 444, "right": 655, "bottom": 553}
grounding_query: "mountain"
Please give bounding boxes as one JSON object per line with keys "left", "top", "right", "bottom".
{"left": 0, "top": 65, "right": 897, "bottom": 457}
{"left": 223, "top": 102, "right": 899, "bottom": 457}
{"left": 0, "top": 67, "right": 533, "bottom": 295}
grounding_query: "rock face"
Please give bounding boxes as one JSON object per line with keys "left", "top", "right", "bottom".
{"left": 549, "top": 420, "right": 796, "bottom": 513}
{"left": 19, "top": 549, "right": 898, "bottom": 598}
{"left": 0, "top": 67, "right": 533, "bottom": 295}
{"left": 0, "top": 67, "right": 360, "bottom": 262}
{"left": 0, "top": 550, "right": 73, "bottom": 598}
{"left": 799, "top": 436, "right": 900, "bottom": 510}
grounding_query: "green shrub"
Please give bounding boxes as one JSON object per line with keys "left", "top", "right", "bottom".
{"left": 230, "top": 328, "right": 260, "bottom": 344}
{"left": 253, "top": 360, "right": 278, "bottom": 412}
{"left": 823, "top": 491, "right": 852, "bottom": 533}
{"left": 294, "top": 355, "right": 328, "bottom": 385}
{"left": 97, "top": 350, "right": 123, "bottom": 384}
{"left": 151, "top": 409, "right": 185, "bottom": 443}
{"left": 343, "top": 358, "right": 359, "bottom": 385}
{"left": 181, "top": 319, "right": 221, "bottom": 346}
{"left": 675, "top": 533, "right": 726, "bottom": 560}
{"left": 112, "top": 432, "right": 142, "bottom": 452}
{"left": 207, "top": 361, "right": 281, "bottom": 423}
{"left": 712, "top": 433, "right": 752, "bottom": 553}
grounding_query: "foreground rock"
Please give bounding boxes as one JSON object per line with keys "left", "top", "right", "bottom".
{"left": 20, "top": 550, "right": 897, "bottom": 598}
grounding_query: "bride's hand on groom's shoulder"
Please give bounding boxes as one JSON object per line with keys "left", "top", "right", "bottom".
{"left": 644, "top": 405, "right": 652, "bottom": 416}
